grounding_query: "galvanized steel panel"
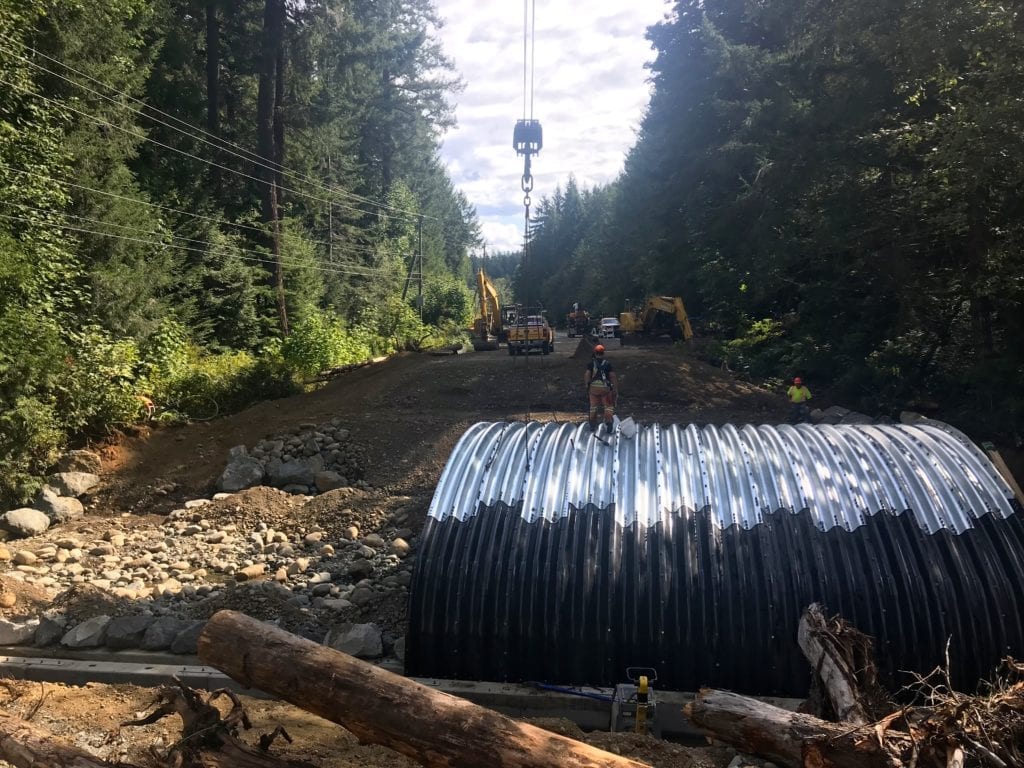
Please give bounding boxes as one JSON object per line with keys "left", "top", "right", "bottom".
{"left": 409, "top": 420, "right": 1024, "bottom": 694}
{"left": 427, "top": 421, "right": 1014, "bottom": 533}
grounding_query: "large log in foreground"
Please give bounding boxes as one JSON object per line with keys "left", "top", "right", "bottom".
{"left": 684, "top": 689, "right": 907, "bottom": 768}
{"left": 198, "top": 610, "right": 649, "bottom": 768}
{"left": 0, "top": 711, "right": 139, "bottom": 768}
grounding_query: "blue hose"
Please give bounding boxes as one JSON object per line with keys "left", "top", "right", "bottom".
{"left": 525, "top": 681, "right": 615, "bottom": 703}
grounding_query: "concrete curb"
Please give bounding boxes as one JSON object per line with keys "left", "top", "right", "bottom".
{"left": 0, "top": 651, "right": 802, "bottom": 739}
{"left": 0, "top": 654, "right": 253, "bottom": 695}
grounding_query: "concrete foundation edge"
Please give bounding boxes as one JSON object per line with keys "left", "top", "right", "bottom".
{"left": 0, "top": 653, "right": 803, "bottom": 739}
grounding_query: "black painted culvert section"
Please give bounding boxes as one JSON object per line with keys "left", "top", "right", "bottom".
{"left": 407, "top": 421, "right": 1024, "bottom": 695}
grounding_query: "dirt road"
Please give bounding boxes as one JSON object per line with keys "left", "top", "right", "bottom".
{"left": 97, "top": 337, "right": 783, "bottom": 514}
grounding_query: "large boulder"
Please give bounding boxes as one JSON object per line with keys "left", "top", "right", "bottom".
{"left": 323, "top": 622, "right": 383, "bottom": 659}
{"left": 61, "top": 615, "right": 111, "bottom": 648}
{"left": 0, "top": 618, "right": 39, "bottom": 645}
{"left": 33, "top": 487, "right": 85, "bottom": 524}
{"left": 0, "top": 508, "right": 51, "bottom": 538}
{"left": 34, "top": 613, "right": 68, "bottom": 647}
{"left": 170, "top": 621, "right": 206, "bottom": 654}
{"left": 266, "top": 458, "right": 315, "bottom": 488}
{"left": 217, "top": 457, "right": 265, "bottom": 493}
{"left": 48, "top": 472, "right": 100, "bottom": 497}
{"left": 57, "top": 450, "right": 102, "bottom": 475}
{"left": 106, "top": 614, "right": 155, "bottom": 649}
{"left": 141, "top": 617, "right": 192, "bottom": 651}
{"left": 314, "top": 471, "right": 347, "bottom": 492}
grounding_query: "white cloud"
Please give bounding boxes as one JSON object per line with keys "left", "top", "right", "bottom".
{"left": 435, "top": 0, "right": 670, "bottom": 253}
{"left": 481, "top": 220, "right": 526, "bottom": 253}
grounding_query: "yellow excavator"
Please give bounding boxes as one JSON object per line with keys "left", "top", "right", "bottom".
{"left": 619, "top": 296, "right": 694, "bottom": 342}
{"left": 470, "top": 268, "right": 506, "bottom": 351}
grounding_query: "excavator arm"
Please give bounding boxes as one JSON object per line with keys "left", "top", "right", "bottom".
{"left": 472, "top": 269, "right": 504, "bottom": 350}
{"left": 477, "top": 270, "right": 501, "bottom": 335}
{"left": 622, "top": 295, "right": 694, "bottom": 341}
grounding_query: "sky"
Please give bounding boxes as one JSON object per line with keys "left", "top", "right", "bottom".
{"left": 433, "top": 0, "right": 671, "bottom": 254}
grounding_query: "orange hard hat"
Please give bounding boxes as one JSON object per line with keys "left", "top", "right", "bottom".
{"left": 594, "top": 344, "right": 605, "bottom": 354}
{"left": 793, "top": 377, "right": 802, "bottom": 385}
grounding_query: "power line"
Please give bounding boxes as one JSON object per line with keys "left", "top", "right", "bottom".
{"left": 0, "top": 210, "right": 399, "bottom": 279}
{"left": 0, "top": 33, "right": 439, "bottom": 222}
{"left": 0, "top": 162, "right": 382, "bottom": 259}
{"left": 0, "top": 199, "right": 389, "bottom": 274}
{"left": 0, "top": 73, "right": 414, "bottom": 227}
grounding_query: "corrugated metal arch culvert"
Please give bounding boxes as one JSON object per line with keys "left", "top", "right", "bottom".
{"left": 406, "top": 421, "right": 1024, "bottom": 695}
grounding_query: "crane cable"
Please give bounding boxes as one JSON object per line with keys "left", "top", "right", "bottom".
{"left": 518, "top": 0, "right": 538, "bottom": 381}
{"left": 521, "top": 0, "right": 537, "bottom": 208}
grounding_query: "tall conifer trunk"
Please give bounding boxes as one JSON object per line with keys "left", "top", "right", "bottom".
{"left": 205, "top": 0, "right": 220, "bottom": 191}
{"left": 257, "top": 0, "right": 288, "bottom": 335}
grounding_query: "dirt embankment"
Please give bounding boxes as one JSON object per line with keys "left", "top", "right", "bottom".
{"left": 95, "top": 342, "right": 783, "bottom": 516}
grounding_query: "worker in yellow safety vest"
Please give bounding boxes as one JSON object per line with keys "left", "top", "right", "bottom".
{"left": 787, "top": 376, "right": 812, "bottom": 424}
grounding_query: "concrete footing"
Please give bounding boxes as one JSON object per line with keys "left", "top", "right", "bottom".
{"left": 0, "top": 650, "right": 802, "bottom": 739}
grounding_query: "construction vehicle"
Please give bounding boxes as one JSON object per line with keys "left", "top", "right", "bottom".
{"left": 470, "top": 268, "right": 507, "bottom": 351}
{"left": 566, "top": 302, "right": 591, "bottom": 338}
{"left": 619, "top": 296, "right": 693, "bottom": 342}
{"left": 507, "top": 312, "right": 554, "bottom": 355}
{"left": 598, "top": 316, "right": 621, "bottom": 339}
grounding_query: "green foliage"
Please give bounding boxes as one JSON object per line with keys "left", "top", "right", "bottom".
{"left": 140, "top": 317, "right": 190, "bottom": 378}
{"left": 0, "top": 308, "right": 67, "bottom": 505}
{"left": 0, "top": 396, "right": 64, "bottom": 506}
{"left": 152, "top": 348, "right": 299, "bottom": 421}
{"left": 60, "top": 325, "right": 143, "bottom": 433}
{"left": 0, "top": 314, "right": 140, "bottom": 505}
{"left": 0, "top": 0, "right": 485, "bottom": 500}
{"left": 281, "top": 313, "right": 373, "bottom": 377}
{"left": 719, "top": 318, "right": 787, "bottom": 377}
{"left": 365, "top": 297, "right": 426, "bottom": 353}
{"left": 422, "top": 273, "right": 472, "bottom": 327}
{"left": 524, "top": 0, "right": 1024, "bottom": 435}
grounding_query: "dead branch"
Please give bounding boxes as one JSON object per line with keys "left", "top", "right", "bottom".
{"left": 122, "top": 677, "right": 316, "bottom": 768}
{"left": 691, "top": 604, "right": 1024, "bottom": 768}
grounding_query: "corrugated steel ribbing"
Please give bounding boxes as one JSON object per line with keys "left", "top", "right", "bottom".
{"left": 407, "top": 422, "right": 1024, "bottom": 694}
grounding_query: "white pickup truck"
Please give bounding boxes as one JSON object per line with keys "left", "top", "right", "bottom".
{"left": 599, "top": 317, "right": 621, "bottom": 338}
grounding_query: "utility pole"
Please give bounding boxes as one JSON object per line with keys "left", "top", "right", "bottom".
{"left": 417, "top": 215, "right": 424, "bottom": 323}
{"left": 327, "top": 154, "right": 333, "bottom": 263}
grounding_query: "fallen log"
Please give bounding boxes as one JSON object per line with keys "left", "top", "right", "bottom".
{"left": 0, "top": 711, "right": 140, "bottom": 768}
{"left": 198, "top": 610, "right": 649, "bottom": 768}
{"left": 684, "top": 688, "right": 909, "bottom": 768}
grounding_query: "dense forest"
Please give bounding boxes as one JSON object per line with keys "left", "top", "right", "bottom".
{"left": 0, "top": 0, "right": 481, "bottom": 505}
{"left": 4, "top": 0, "right": 1023, "bottom": 504}
{"left": 518, "top": 0, "right": 1024, "bottom": 437}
